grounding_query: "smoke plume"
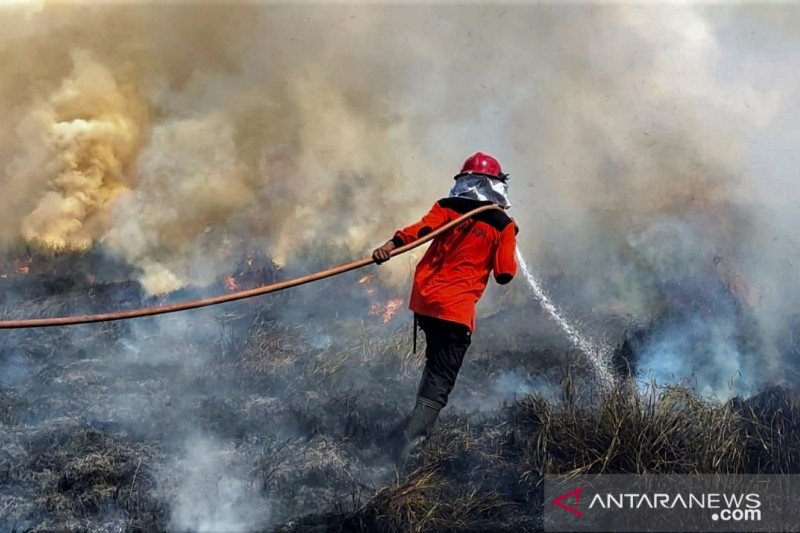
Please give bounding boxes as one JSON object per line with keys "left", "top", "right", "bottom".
{"left": 164, "top": 435, "right": 271, "bottom": 532}
{"left": 19, "top": 51, "right": 145, "bottom": 251}
{"left": 6, "top": 4, "right": 800, "bottom": 531}
{"left": 1, "top": 5, "right": 799, "bottom": 395}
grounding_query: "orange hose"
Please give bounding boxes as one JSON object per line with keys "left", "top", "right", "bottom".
{"left": 0, "top": 204, "right": 502, "bottom": 329}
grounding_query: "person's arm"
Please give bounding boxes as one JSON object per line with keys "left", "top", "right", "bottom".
{"left": 493, "top": 222, "right": 518, "bottom": 284}
{"left": 372, "top": 202, "right": 449, "bottom": 264}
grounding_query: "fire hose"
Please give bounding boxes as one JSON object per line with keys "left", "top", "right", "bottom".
{"left": 0, "top": 204, "right": 502, "bottom": 329}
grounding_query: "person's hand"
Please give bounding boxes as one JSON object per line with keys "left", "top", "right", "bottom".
{"left": 372, "top": 241, "right": 396, "bottom": 264}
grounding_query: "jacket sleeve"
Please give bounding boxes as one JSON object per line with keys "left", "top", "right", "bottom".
{"left": 391, "top": 202, "right": 451, "bottom": 247}
{"left": 493, "top": 222, "right": 518, "bottom": 284}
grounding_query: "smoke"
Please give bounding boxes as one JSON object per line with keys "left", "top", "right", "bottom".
{"left": 18, "top": 51, "right": 144, "bottom": 252}
{"left": 2, "top": 5, "right": 800, "bottom": 405}
{"left": 163, "top": 435, "right": 271, "bottom": 532}
{"left": 0, "top": 3, "right": 431, "bottom": 293}
{"left": 6, "top": 4, "right": 800, "bottom": 530}
{"left": 496, "top": 5, "right": 800, "bottom": 397}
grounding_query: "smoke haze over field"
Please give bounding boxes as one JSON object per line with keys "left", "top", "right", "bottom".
{"left": 6, "top": 3, "right": 800, "bottom": 531}
{"left": 2, "top": 5, "right": 800, "bottom": 394}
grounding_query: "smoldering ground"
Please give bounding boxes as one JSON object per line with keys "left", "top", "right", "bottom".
{"left": 3, "top": 2, "right": 800, "bottom": 531}
{"left": 0, "top": 251, "right": 570, "bottom": 530}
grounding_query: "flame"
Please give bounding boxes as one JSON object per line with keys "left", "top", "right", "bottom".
{"left": 369, "top": 297, "right": 404, "bottom": 323}
{"left": 224, "top": 275, "right": 240, "bottom": 292}
{"left": 12, "top": 258, "right": 32, "bottom": 276}
{"left": 358, "top": 274, "right": 376, "bottom": 296}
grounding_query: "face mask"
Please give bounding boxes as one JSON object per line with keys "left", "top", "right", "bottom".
{"left": 449, "top": 175, "right": 510, "bottom": 208}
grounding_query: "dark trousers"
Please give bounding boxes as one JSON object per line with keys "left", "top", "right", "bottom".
{"left": 415, "top": 314, "right": 472, "bottom": 410}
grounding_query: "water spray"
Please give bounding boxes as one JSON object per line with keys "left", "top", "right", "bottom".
{"left": 514, "top": 247, "right": 615, "bottom": 387}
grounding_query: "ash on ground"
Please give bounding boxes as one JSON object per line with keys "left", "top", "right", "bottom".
{"left": 2, "top": 261, "right": 799, "bottom": 532}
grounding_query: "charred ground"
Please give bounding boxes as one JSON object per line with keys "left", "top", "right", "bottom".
{"left": 1, "top": 253, "right": 800, "bottom": 532}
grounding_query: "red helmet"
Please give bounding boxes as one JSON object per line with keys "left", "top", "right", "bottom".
{"left": 454, "top": 152, "right": 508, "bottom": 181}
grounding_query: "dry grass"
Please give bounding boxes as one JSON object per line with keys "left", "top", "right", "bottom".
{"left": 523, "top": 382, "right": 743, "bottom": 476}
{"left": 343, "top": 463, "right": 511, "bottom": 532}
{"left": 4, "top": 265, "right": 800, "bottom": 531}
{"left": 333, "top": 378, "right": 800, "bottom": 532}
{"left": 520, "top": 380, "right": 800, "bottom": 477}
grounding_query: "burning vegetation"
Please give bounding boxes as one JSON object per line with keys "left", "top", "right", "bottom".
{"left": 2, "top": 253, "right": 800, "bottom": 531}
{"left": 3, "top": 2, "right": 800, "bottom": 532}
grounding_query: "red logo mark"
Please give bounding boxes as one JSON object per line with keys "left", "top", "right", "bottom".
{"left": 552, "top": 486, "right": 584, "bottom": 517}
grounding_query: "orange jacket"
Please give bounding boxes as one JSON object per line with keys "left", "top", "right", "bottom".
{"left": 391, "top": 197, "right": 518, "bottom": 331}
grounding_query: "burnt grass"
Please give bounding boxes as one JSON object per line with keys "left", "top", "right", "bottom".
{"left": 2, "top": 265, "right": 800, "bottom": 531}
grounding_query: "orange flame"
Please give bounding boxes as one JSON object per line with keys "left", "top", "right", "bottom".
{"left": 12, "top": 258, "right": 32, "bottom": 275}
{"left": 370, "top": 297, "right": 404, "bottom": 323}
{"left": 224, "top": 275, "right": 240, "bottom": 292}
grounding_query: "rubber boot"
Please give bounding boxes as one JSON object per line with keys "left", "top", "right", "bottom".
{"left": 395, "top": 400, "right": 441, "bottom": 465}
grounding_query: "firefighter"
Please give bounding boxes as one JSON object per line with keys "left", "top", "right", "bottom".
{"left": 372, "top": 152, "right": 518, "bottom": 460}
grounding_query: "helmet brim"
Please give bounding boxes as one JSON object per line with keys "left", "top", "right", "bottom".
{"left": 453, "top": 171, "right": 510, "bottom": 182}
